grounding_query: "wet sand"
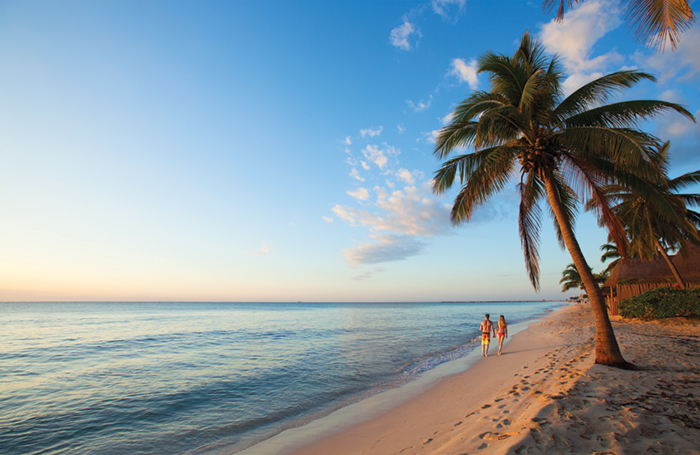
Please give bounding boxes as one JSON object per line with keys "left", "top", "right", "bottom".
{"left": 284, "top": 301, "right": 700, "bottom": 455}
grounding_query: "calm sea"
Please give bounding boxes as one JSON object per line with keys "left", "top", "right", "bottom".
{"left": 0, "top": 301, "right": 559, "bottom": 455}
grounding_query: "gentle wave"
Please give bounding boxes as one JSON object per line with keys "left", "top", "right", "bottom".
{"left": 0, "top": 301, "right": 559, "bottom": 454}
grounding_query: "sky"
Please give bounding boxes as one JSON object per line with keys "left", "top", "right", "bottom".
{"left": 0, "top": 0, "right": 698, "bottom": 302}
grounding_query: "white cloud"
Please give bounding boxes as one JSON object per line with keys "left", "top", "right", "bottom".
{"left": 398, "top": 124, "right": 405, "bottom": 134}
{"left": 633, "top": 27, "right": 700, "bottom": 84}
{"left": 538, "top": 0, "right": 623, "bottom": 94}
{"left": 322, "top": 216, "right": 333, "bottom": 223}
{"left": 441, "top": 112, "right": 454, "bottom": 125}
{"left": 246, "top": 243, "right": 270, "bottom": 255}
{"left": 390, "top": 19, "right": 420, "bottom": 51}
{"left": 361, "top": 160, "right": 370, "bottom": 171}
{"left": 431, "top": 0, "right": 466, "bottom": 19}
{"left": 344, "top": 136, "right": 352, "bottom": 145}
{"left": 420, "top": 130, "right": 440, "bottom": 144}
{"left": 360, "top": 126, "right": 383, "bottom": 138}
{"left": 349, "top": 168, "right": 365, "bottom": 182}
{"left": 342, "top": 235, "right": 427, "bottom": 267}
{"left": 361, "top": 143, "right": 399, "bottom": 169}
{"left": 395, "top": 168, "right": 424, "bottom": 185}
{"left": 347, "top": 187, "right": 370, "bottom": 201}
{"left": 406, "top": 96, "right": 433, "bottom": 112}
{"left": 333, "top": 183, "right": 451, "bottom": 238}
{"left": 448, "top": 58, "right": 479, "bottom": 90}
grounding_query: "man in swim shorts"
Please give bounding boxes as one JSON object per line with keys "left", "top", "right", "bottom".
{"left": 480, "top": 314, "right": 497, "bottom": 357}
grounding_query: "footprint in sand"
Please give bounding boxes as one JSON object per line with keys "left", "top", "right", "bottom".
{"left": 454, "top": 421, "right": 463, "bottom": 426}
{"left": 480, "top": 432, "right": 518, "bottom": 441}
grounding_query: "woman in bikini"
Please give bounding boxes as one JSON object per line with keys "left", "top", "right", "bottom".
{"left": 497, "top": 315, "right": 508, "bottom": 355}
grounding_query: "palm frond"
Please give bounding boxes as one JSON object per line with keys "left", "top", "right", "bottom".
{"left": 436, "top": 146, "right": 518, "bottom": 224}
{"left": 554, "top": 71, "right": 656, "bottom": 122}
{"left": 564, "top": 100, "right": 695, "bottom": 130}
{"left": 519, "top": 171, "right": 545, "bottom": 290}
{"left": 624, "top": 0, "right": 696, "bottom": 50}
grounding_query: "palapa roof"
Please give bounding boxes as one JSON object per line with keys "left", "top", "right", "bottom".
{"left": 605, "top": 243, "right": 700, "bottom": 285}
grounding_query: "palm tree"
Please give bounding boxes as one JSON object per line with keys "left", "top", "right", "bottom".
{"left": 600, "top": 143, "right": 700, "bottom": 286}
{"left": 600, "top": 240, "right": 622, "bottom": 275}
{"left": 432, "top": 33, "right": 694, "bottom": 368}
{"left": 560, "top": 263, "right": 608, "bottom": 292}
{"left": 543, "top": 0, "right": 696, "bottom": 50}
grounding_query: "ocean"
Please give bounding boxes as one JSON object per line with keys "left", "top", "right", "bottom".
{"left": 0, "top": 301, "right": 560, "bottom": 455}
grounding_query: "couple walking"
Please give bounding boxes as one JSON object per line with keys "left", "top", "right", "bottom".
{"left": 480, "top": 314, "right": 508, "bottom": 356}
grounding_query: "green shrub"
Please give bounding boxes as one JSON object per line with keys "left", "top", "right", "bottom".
{"left": 619, "top": 287, "right": 700, "bottom": 319}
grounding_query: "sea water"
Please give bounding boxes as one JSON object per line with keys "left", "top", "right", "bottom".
{"left": 0, "top": 301, "right": 559, "bottom": 455}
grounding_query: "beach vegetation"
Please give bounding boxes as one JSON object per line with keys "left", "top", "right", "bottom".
{"left": 594, "top": 142, "right": 700, "bottom": 287}
{"left": 432, "top": 32, "right": 695, "bottom": 368}
{"left": 543, "top": 0, "right": 696, "bottom": 50}
{"left": 620, "top": 287, "right": 700, "bottom": 319}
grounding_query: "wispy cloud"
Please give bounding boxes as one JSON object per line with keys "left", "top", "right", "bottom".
{"left": 361, "top": 143, "right": 399, "bottom": 170}
{"left": 247, "top": 243, "right": 270, "bottom": 255}
{"left": 431, "top": 0, "right": 466, "bottom": 19}
{"left": 352, "top": 268, "right": 386, "bottom": 281}
{"left": 406, "top": 96, "right": 433, "bottom": 112}
{"left": 420, "top": 130, "right": 440, "bottom": 144}
{"left": 390, "top": 18, "right": 420, "bottom": 51}
{"left": 360, "top": 126, "right": 383, "bottom": 138}
{"left": 632, "top": 27, "right": 700, "bottom": 84}
{"left": 347, "top": 187, "right": 370, "bottom": 201}
{"left": 349, "top": 168, "right": 365, "bottom": 181}
{"left": 332, "top": 181, "right": 454, "bottom": 266}
{"left": 343, "top": 235, "right": 427, "bottom": 266}
{"left": 448, "top": 58, "right": 479, "bottom": 90}
{"left": 322, "top": 216, "right": 333, "bottom": 223}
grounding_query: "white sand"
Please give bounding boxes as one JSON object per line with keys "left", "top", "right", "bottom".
{"left": 281, "top": 301, "right": 700, "bottom": 455}
{"left": 236, "top": 301, "right": 700, "bottom": 455}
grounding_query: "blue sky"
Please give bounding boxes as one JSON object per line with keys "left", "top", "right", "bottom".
{"left": 0, "top": 0, "right": 698, "bottom": 302}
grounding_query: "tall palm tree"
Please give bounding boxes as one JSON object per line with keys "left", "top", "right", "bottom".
{"left": 600, "top": 143, "right": 700, "bottom": 286}
{"left": 543, "top": 0, "right": 696, "bottom": 50}
{"left": 433, "top": 33, "right": 694, "bottom": 368}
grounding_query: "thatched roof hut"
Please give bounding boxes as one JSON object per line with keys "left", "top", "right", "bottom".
{"left": 605, "top": 243, "right": 700, "bottom": 285}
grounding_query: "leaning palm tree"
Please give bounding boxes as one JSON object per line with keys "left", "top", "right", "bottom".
{"left": 543, "top": 0, "right": 695, "bottom": 50}
{"left": 599, "top": 143, "right": 700, "bottom": 286}
{"left": 433, "top": 32, "right": 694, "bottom": 367}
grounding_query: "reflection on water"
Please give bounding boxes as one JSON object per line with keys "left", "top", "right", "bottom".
{"left": 0, "top": 301, "right": 557, "bottom": 454}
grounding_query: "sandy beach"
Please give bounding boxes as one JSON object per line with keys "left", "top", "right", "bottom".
{"left": 280, "top": 301, "right": 700, "bottom": 455}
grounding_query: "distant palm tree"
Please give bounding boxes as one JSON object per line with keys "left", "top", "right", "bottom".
{"left": 543, "top": 0, "right": 695, "bottom": 50}
{"left": 600, "top": 143, "right": 700, "bottom": 286}
{"left": 433, "top": 32, "right": 694, "bottom": 368}
{"left": 560, "top": 263, "right": 609, "bottom": 292}
{"left": 600, "top": 240, "right": 622, "bottom": 275}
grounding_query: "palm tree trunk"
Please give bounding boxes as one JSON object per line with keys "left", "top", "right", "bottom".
{"left": 655, "top": 239, "right": 686, "bottom": 288}
{"left": 543, "top": 174, "right": 632, "bottom": 368}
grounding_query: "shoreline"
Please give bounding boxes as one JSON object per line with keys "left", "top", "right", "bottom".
{"left": 232, "top": 302, "right": 571, "bottom": 455}
{"left": 238, "top": 300, "right": 700, "bottom": 455}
